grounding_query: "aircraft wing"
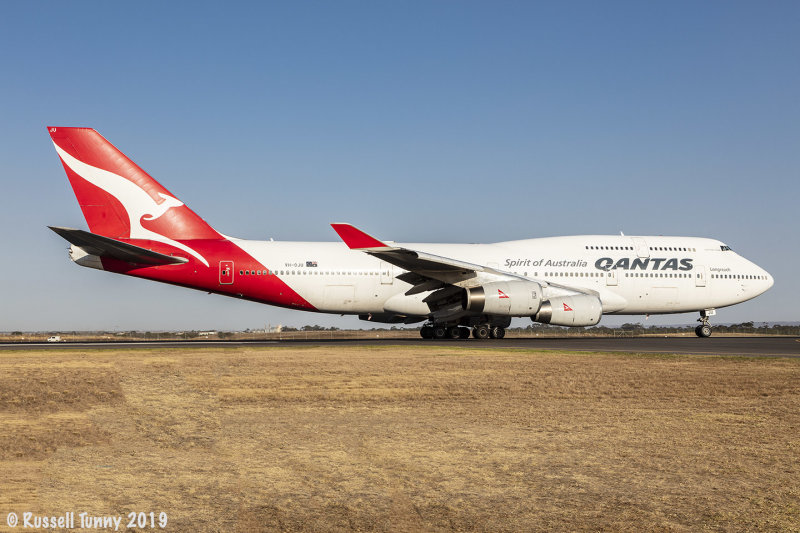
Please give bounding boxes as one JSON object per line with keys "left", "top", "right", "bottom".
{"left": 49, "top": 226, "right": 189, "bottom": 266}
{"left": 331, "top": 223, "right": 595, "bottom": 298}
{"left": 331, "top": 223, "right": 501, "bottom": 289}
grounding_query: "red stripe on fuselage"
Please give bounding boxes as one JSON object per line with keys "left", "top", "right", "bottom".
{"left": 100, "top": 238, "right": 316, "bottom": 310}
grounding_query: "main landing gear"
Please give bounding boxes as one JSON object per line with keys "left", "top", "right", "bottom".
{"left": 695, "top": 309, "right": 715, "bottom": 338}
{"left": 420, "top": 325, "right": 470, "bottom": 339}
{"left": 420, "top": 324, "right": 506, "bottom": 340}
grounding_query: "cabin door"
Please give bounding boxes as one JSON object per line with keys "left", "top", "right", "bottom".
{"left": 632, "top": 238, "right": 649, "bottom": 258}
{"left": 695, "top": 265, "right": 707, "bottom": 287}
{"left": 380, "top": 261, "right": 394, "bottom": 285}
{"left": 219, "top": 261, "right": 234, "bottom": 285}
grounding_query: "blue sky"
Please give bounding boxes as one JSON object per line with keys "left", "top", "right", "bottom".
{"left": 1, "top": 1, "right": 797, "bottom": 330}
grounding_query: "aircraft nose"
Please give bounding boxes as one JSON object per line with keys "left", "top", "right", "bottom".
{"left": 755, "top": 264, "right": 774, "bottom": 293}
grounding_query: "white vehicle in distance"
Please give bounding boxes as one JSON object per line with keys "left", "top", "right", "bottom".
{"left": 46, "top": 335, "right": 63, "bottom": 342}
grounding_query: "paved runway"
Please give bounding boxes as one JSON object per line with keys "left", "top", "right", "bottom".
{"left": 1, "top": 337, "right": 798, "bottom": 357}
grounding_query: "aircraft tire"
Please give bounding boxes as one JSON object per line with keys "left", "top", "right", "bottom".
{"left": 458, "top": 327, "right": 470, "bottom": 339}
{"left": 420, "top": 326, "right": 433, "bottom": 339}
{"left": 490, "top": 326, "right": 506, "bottom": 339}
{"left": 696, "top": 324, "right": 712, "bottom": 338}
{"left": 472, "top": 326, "right": 490, "bottom": 340}
{"left": 433, "top": 326, "right": 448, "bottom": 339}
{"left": 447, "top": 326, "right": 462, "bottom": 340}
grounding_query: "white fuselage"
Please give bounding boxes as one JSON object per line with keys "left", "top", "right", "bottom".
{"left": 231, "top": 235, "right": 773, "bottom": 317}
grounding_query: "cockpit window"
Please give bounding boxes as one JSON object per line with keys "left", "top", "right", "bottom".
{"left": 720, "top": 245, "right": 732, "bottom": 251}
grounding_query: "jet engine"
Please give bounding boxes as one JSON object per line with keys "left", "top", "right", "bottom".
{"left": 461, "top": 281, "right": 543, "bottom": 316}
{"left": 532, "top": 294, "right": 602, "bottom": 327}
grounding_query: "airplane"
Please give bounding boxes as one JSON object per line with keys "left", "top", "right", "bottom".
{"left": 47, "top": 127, "right": 774, "bottom": 339}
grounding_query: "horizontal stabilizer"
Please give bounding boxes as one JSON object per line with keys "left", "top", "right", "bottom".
{"left": 48, "top": 226, "right": 188, "bottom": 266}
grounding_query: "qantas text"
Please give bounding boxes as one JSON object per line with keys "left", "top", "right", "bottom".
{"left": 595, "top": 257, "right": 693, "bottom": 271}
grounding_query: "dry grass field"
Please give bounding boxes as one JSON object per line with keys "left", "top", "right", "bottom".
{"left": 0, "top": 345, "right": 798, "bottom": 532}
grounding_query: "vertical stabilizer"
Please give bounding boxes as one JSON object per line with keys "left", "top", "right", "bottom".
{"left": 48, "top": 127, "right": 220, "bottom": 242}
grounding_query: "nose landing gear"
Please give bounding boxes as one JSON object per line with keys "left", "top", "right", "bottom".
{"left": 695, "top": 309, "right": 715, "bottom": 338}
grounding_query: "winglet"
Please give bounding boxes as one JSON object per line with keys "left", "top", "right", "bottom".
{"left": 330, "top": 223, "right": 389, "bottom": 249}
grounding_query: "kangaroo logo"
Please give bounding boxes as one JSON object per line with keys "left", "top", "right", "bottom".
{"left": 53, "top": 143, "right": 209, "bottom": 266}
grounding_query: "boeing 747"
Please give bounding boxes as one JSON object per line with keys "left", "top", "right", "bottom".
{"left": 48, "top": 127, "right": 773, "bottom": 339}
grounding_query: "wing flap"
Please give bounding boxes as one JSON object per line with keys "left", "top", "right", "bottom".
{"left": 49, "top": 226, "right": 189, "bottom": 266}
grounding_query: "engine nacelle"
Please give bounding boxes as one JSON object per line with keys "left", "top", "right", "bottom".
{"left": 462, "top": 281, "right": 543, "bottom": 317}
{"left": 533, "top": 294, "right": 602, "bottom": 327}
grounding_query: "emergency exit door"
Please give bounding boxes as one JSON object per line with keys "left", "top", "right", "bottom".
{"left": 219, "top": 261, "right": 234, "bottom": 285}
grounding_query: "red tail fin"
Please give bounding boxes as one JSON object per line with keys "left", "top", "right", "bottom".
{"left": 48, "top": 127, "right": 220, "bottom": 242}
